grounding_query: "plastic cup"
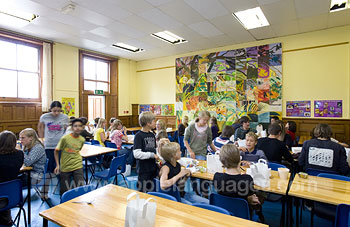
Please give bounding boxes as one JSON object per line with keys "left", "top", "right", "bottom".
{"left": 278, "top": 168, "right": 289, "bottom": 180}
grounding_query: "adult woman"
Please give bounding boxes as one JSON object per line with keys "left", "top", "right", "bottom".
{"left": 38, "top": 101, "right": 69, "bottom": 174}
{"left": 19, "top": 128, "right": 47, "bottom": 195}
{"left": 0, "top": 131, "right": 24, "bottom": 226}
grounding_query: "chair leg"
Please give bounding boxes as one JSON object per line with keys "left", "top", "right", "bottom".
{"left": 95, "top": 179, "right": 101, "bottom": 189}
{"left": 21, "top": 207, "right": 28, "bottom": 227}
{"left": 121, "top": 174, "right": 129, "bottom": 188}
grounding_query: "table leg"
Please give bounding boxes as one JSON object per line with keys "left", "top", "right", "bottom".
{"left": 280, "top": 196, "right": 285, "bottom": 227}
{"left": 27, "top": 171, "right": 31, "bottom": 227}
{"left": 295, "top": 198, "right": 300, "bottom": 227}
{"left": 85, "top": 158, "right": 88, "bottom": 184}
{"left": 43, "top": 218, "right": 48, "bottom": 227}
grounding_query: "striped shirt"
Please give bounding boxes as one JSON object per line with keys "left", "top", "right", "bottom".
{"left": 208, "top": 136, "right": 234, "bottom": 154}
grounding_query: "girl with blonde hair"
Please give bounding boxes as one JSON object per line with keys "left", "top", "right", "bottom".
{"left": 94, "top": 118, "right": 107, "bottom": 146}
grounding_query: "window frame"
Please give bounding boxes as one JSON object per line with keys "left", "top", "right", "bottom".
{"left": 0, "top": 32, "right": 43, "bottom": 103}
{"left": 81, "top": 52, "right": 111, "bottom": 95}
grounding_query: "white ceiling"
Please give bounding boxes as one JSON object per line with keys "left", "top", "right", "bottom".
{"left": 0, "top": 0, "right": 349, "bottom": 61}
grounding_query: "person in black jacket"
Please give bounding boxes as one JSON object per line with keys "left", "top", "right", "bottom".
{"left": 80, "top": 117, "right": 93, "bottom": 141}
{"left": 257, "top": 123, "right": 294, "bottom": 164}
{"left": 299, "top": 124, "right": 349, "bottom": 175}
{"left": 0, "top": 131, "right": 24, "bottom": 226}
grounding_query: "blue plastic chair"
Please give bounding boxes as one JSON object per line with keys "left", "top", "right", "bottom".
{"left": 154, "top": 178, "right": 181, "bottom": 202}
{"left": 0, "top": 179, "right": 27, "bottom": 227}
{"left": 147, "top": 192, "right": 177, "bottom": 201}
{"left": 192, "top": 203, "right": 231, "bottom": 215}
{"left": 105, "top": 142, "right": 118, "bottom": 156}
{"left": 306, "top": 168, "right": 337, "bottom": 176}
{"left": 84, "top": 141, "right": 91, "bottom": 145}
{"left": 308, "top": 173, "right": 350, "bottom": 226}
{"left": 335, "top": 204, "right": 350, "bottom": 227}
{"left": 268, "top": 162, "right": 287, "bottom": 171}
{"left": 60, "top": 184, "right": 94, "bottom": 203}
{"left": 93, "top": 154, "right": 128, "bottom": 188}
{"left": 210, "top": 193, "right": 258, "bottom": 221}
{"left": 318, "top": 173, "right": 350, "bottom": 182}
{"left": 91, "top": 140, "right": 101, "bottom": 145}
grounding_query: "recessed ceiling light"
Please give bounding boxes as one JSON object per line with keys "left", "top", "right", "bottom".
{"left": 112, "top": 43, "right": 144, "bottom": 53}
{"left": 0, "top": 9, "right": 38, "bottom": 23}
{"left": 232, "top": 7, "right": 269, "bottom": 30}
{"left": 151, "top": 31, "right": 187, "bottom": 45}
{"left": 330, "top": 0, "right": 348, "bottom": 12}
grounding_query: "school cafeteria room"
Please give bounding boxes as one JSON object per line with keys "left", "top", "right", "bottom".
{"left": 1, "top": 0, "right": 350, "bottom": 226}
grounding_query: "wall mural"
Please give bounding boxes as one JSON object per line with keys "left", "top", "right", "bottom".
{"left": 175, "top": 43, "right": 282, "bottom": 129}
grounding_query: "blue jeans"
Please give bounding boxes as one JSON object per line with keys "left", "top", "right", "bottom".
{"left": 195, "top": 155, "right": 206, "bottom": 161}
{"left": 182, "top": 192, "right": 209, "bottom": 204}
{"left": 118, "top": 148, "right": 134, "bottom": 165}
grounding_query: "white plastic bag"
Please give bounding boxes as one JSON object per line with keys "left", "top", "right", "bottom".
{"left": 246, "top": 159, "right": 270, "bottom": 188}
{"left": 125, "top": 192, "right": 157, "bottom": 227}
{"left": 207, "top": 153, "right": 223, "bottom": 174}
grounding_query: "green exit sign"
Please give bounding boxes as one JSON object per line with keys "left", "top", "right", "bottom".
{"left": 94, "top": 90, "right": 103, "bottom": 95}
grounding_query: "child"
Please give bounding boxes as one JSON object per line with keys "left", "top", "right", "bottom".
{"left": 110, "top": 119, "right": 134, "bottom": 174}
{"left": 19, "top": 128, "right": 47, "bottom": 197}
{"left": 0, "top": 131, "right": 24, "bottom": 226}
{"left": 94, "top": 118, "right": 107, "bottom": 146}
{"left": 155, "top": 130, "right": 169, "bottom": 165}
{"left": 54, "top": 118, "right": 85, "bottom": 195}
{"left": 210, "top": 117, "right": 219, "bottom": 139}
{"left": 133, "top": 111, "right": 160, "bottom": 192}
{"left": 80, "top": 117, "right": 93, "bottom": 141}
{"left": 208, "top": 125, "right": 234, "bottom": 154}
{"left": 239, "top": 132, "right": 267, "bottom": 163}
{"left": 178, "top": 116, "right": 189, "bottom": 137}
{"left": 184, "top": 110, "right": 216, "bottom": 160}
{"left": 38, "top": 101, "right": 69, "bottom": 174}
{"left": 234, "top": 116, "right": 256, "bottom": 141}
{"left": 159, "top": 141, "right": 208, "bottom": 204}
{"left": 213, "top": 144, "right": 263, "bottom": 220}
{"left": 155, "top": 119, "right": 166, "bottom": 134}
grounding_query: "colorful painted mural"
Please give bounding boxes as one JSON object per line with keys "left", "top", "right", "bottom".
{"left": 140, "top": 104, "right": 175, "bottom": 116}
{"left": 175, "top": 43, "right": 282, "bottom": 128}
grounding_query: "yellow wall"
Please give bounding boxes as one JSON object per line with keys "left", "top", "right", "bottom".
{"left": 52, "top": 43, "right": 137, "bottom": 117}
{"left": 53, "top": 43, "right": 80, "bottom": 117}
{"left": 135, "top": 25, "right": 350, "bottom": 118}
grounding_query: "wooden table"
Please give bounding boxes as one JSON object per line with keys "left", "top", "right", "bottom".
{"left": 20, "top": 166, "right": 33, "bottom": 226}
{"left": 288, "top": 174, "right": 350, "bottom": 226}
{"left": 191, "top": 161, "right": 290, "bottom": 195}
{"left": 126, "top": 127, "right": 142, "bottom": 133}
{"left": 40, "top": 184, "right": 267, "bottom": 227}
{"left": 80, "top": 144, "right": 118, "bottom": 184}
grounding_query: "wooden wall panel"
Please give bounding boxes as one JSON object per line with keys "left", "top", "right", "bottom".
{"left": 0, "top": 103, "right": 42, "bottom": 135}
{"left": 283, "top": 117, "right": 350, "bottom": 144}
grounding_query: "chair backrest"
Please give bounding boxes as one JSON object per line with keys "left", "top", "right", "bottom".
{"left": 147, "top": 192, "right": 177, "bottom": 201}
{"left": 154, "top": 178, "right": 181, "bottom": 202}
{"left": 306, "top": 168, "right": 337, "bottom": 176}
{"left": 192, "top": 203, "right": 231, "bottom": 215}
{"left": 210, "top": 193, "right": 250, "bottom": 219}
{"left": 60, "top": 184, "right": 94, "bottom": 203}
{"left": 105, "top": 142, "right": 117, "bottom": 149}
{"left": 0, "top": 179, "right": 23, "bottom": 211}
{"left": 268, "top": 162, "right": 287, "bottom": 171}
{"left": 335, "top": 204, "right": 350, "bottom": 227}
{"left": 91, "top": 140, "right": 100, "bottom": 145}
{"left": 178, "top": 136, "right": 185, "bottom": 150}
{"left": 84, "top": 141, "right": 91, "bottom": 145}
{"left": 108, "top": 154, "right": 127, "bottom": 178}
{"left": 317, "top": 173, "right": 350, "bottom": 181}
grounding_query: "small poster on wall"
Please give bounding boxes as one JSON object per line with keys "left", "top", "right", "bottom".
{"left": 62, "top": 97, "right": 75, "bottom": 116}
{"left": 286, "top": 101, "right": 311, "bottom": 117}
{"left": 314, "top": 100, "right": 342, "bottom": 118}
{"left": 140, "top": 104, "right": 175, "bottom": 115}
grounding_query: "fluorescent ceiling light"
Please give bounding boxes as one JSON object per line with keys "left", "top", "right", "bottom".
{"left": 151, "top": 31, "right": 187, "bottom": 45}
{"left": 0, "top": 9, "right": 38, "bottom": 22}
{"left": 330, "top": 0, "right": 348, "bottom": 12}
{"left": 232, "top": 7, "right": 269, "bottom": 30}
{"left": 112, "top": 43, "right": 144, "bottom": 53}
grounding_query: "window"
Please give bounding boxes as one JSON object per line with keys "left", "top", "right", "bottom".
{"left": 0, "top": 37, "right": 41, "bottom": 100}
{"left": 83, "top": 57, "right": 109, "bottom": 92}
